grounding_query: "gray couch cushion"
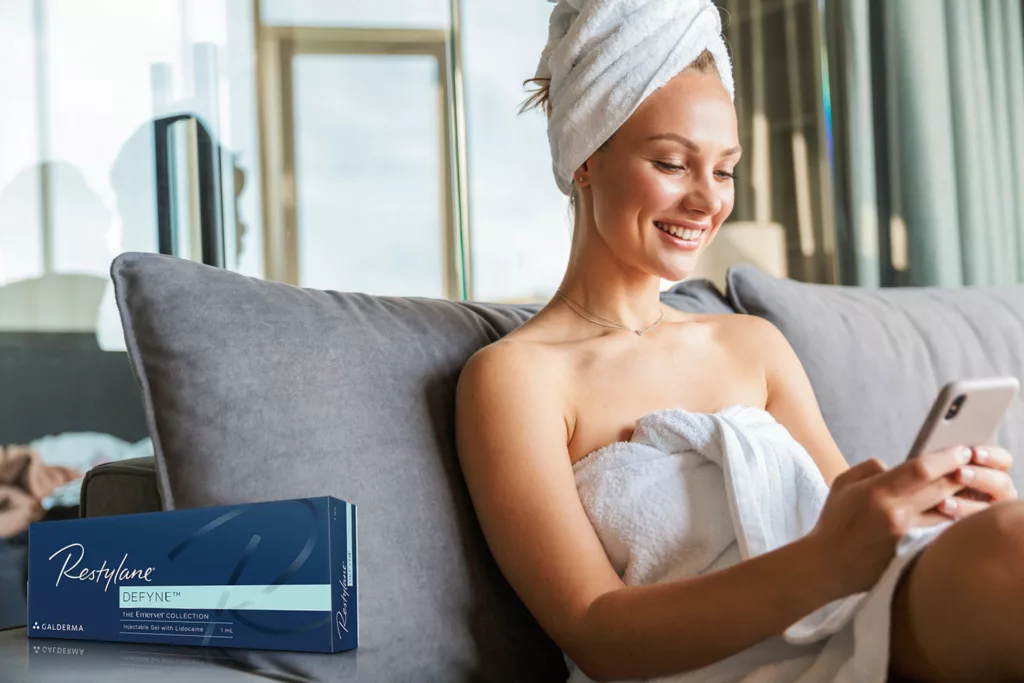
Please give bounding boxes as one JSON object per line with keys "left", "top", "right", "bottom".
{"left": 727, "top": 264, "right": 1024, "bottom": 487}
{"left": 111, "top": 253, "right": 732, "bottom": 682}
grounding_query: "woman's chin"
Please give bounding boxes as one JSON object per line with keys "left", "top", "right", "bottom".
{"left": 656, "top": 257, "right": 700, "bottom": 283}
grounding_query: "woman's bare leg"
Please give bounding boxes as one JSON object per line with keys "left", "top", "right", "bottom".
{"left": 890, "top": 500, "right": 1024, "bottom": 682}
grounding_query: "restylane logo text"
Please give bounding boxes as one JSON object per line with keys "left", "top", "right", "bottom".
{"left": 48, "top": 543, "right": 155, "bottom": 592}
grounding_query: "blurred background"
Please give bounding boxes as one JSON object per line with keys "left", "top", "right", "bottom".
{"left": 2, "top": 0, "right": 1024, "bottom": 628}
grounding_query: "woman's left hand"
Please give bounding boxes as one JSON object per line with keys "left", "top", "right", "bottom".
{"left": 950, "top": 445, "right": 1017, "bottom": 517}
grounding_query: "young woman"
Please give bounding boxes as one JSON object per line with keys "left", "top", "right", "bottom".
{"left": 455, "top": 1, "right": 1023, "bottom": 681}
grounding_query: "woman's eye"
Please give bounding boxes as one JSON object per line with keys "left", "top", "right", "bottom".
{"left": 655, "top": 161, "right": 685, "bottom": 172}
{"left": 716, "top": 170, "right": 736, "bottom": 180}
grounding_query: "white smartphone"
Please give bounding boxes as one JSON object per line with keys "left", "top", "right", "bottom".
{"left": 906, "top": 376, "right": 1020, "bottom": 461}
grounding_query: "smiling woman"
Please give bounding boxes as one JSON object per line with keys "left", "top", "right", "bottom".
{"left": 453, "top": 1, "right": 1024, "bottom": 682}
{"left": 519, "top": 40, "right": 740, "bottom": 283}
{"left": 567, "top": 68, "right": 740, "bottom": 282}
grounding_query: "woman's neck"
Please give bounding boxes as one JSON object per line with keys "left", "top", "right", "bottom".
{"left": 558, "top": 240, "right": 664, "bottom": 331}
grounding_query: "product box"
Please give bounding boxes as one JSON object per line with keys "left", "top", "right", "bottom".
{"left": 27, "top": 496, "right": 357, "bottom": 653}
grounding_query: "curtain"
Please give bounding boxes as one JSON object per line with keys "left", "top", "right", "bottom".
{"left": 828, "top": 0, "right": 1024, "bottom": 287}
{"left": 721, "top": 0, "right": 837, "bottom": 284}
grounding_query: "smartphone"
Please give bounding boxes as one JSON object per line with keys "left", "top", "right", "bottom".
{"left": 906, "top": 376, "right": 1020, "bottom": 460}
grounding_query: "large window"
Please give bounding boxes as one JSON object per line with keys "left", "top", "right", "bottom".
{"left": 0, "top": 1, "right": 261, "bottom": 630}
{"left": 294, "top": 53, "right": 447, "bottom": 296}
{"left": 262, "top": 0, "right": 448, "bottom": 29}
{"left": 258, "top": 25, "right": 456, "bottom": 297}
{"left": 461, "top": 1, "right": 573, "bottom": 303}
{"left": 0, "top": 0, "right": 261, "bottom": 347}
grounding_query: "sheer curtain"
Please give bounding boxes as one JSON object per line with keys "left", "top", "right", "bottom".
{"left": 828, "top": 0, "right": 1024, "bottom": 287}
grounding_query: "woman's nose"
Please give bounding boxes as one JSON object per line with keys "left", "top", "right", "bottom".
{"left": 681, "top": 174, "right": 723, "bottom": 217}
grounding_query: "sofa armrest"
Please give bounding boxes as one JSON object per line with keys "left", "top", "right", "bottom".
{"left": 79, "top": 456, "right": 162, "bottom": 518}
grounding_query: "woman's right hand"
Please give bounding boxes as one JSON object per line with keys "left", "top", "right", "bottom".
{"left": 808, "top": 446, "right": 973, "bottom": 598}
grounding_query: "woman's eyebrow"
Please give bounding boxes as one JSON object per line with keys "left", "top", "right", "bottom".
{"left": 647, "top": 132, "right": 742, "bottom": 157}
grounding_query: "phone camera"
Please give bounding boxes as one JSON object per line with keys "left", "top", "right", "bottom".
{"left": 945, "top": 394, "right": 966, "bottom": 420}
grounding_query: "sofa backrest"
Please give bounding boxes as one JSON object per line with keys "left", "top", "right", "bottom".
{"left": 726, "top": 264, "right": 1024, "bottom": 487}
{"left": 112, "top": 253, "right": 733, "bottom": 682}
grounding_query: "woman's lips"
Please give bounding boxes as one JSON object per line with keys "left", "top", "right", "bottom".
{"left": 654, "top": 220, "right": 707, "bottom": 251}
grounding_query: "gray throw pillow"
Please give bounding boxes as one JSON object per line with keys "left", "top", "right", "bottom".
{"left": 727, "top": 264, "right": 1024, "bottom": 488}
{"left": 112, "top": 253, "right": 733, "bottom": 682}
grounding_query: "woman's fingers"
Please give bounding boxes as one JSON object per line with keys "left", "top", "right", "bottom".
{"left": 918, "top": 508, "right": 962, "bottom": 527}
{"left": 956, "top": 464, "right": 1018, "bottom": 501}
{"left": 874, "top": 447, "right": 975, "bottom": 524}
{"left": 884, "top": 446, "right": 972, "bottom": 495}
{"left": 904, "top": 474, "right": 965, "bottom": 518}
{"left": 844, "top": 446, "right": 1012, "bottom": 530}
{"left": 972, "top": 445, "right": 1013, "bottom": 472}
{"left": 936, "top": 495, "right": 990, "bottom": 521}
{"left": 832, "top": 458, "right": 887, "bottom": 491}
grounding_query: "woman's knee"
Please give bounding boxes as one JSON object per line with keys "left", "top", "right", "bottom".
{"left": 955, "top": 500, "right": 1024, "bottom": 582}
{"left": 912, "top": 500, "right": 1024, "bottom": 590}
{"left": 931, "top": 501, "right": 1024, "bottom": 659}
{"left": 890, "top": 501, "right": 1024, "bottom": 682}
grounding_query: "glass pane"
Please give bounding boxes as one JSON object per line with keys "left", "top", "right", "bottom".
{"left": 0, "top": 0, "right": 42, "bottom": 286}
{"left": 263, "top": 0, "right": 449, "bottom": 28}
{"left": 7, "top": 0, "right": 262, "bottom": 349}
{"left": 0, "top": 0, "right": 261, "bottom": 630}
{"left": 0, "top": 168, "right": 44, "bottom": 287}
{"left": 461, "top": 1, "right": 572, "bottom": 303}
{"left": 293, "top": 54, "right": 446, "bottom": 297}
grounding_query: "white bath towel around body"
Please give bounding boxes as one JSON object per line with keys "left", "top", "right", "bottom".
{"left": 567, "top": 405, "right": 949, "bottom": 683}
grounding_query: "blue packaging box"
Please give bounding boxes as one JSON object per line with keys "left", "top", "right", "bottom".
{"left": 27, "top": 496, "right": 358, "bottom": 653}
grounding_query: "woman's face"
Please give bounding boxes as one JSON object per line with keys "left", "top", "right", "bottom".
{"left": 581, "top": 67, "right": 740, "bottom": 281}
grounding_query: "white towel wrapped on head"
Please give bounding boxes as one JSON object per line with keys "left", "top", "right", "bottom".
{"left": 568, "top": 405, "right": 949, "bottom": 683}
{"left": 534, "top": 0, "right": 735, "bottom": 195}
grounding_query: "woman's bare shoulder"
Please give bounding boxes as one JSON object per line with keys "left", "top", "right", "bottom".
{"left": 664, "top": 313, "right": 788, "bottom": 398}
{"left": 459, "top": 329, "right": 567, "bottom": 398}
{"left": 455, "top": 317, "right": 578, "bottom": 444}
{"left": 697, "top": 312, "right": 785, "bottom": 352}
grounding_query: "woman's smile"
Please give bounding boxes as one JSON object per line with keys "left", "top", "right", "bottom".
{"left": 653, "top": 219, "right": 709, "bottom": 251}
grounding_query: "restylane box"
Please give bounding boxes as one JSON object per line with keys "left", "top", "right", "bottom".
{"left": 28, "top": 496, "right": 357, "bottom": 653}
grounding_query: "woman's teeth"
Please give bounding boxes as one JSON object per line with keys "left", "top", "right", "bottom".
{"left": 654, "top": 221, "right": 704, "bottom": 241}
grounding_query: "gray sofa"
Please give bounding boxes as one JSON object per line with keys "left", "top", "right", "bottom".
{"left": 82, "top": 253, "right": 1024, "bottom": 682}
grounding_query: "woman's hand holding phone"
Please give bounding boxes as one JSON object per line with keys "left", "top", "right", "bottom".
{"left": 904, "top": 377, "right": 1020, "bottom": 517}
{"left": 811, "top": 446, "right": 975, "bottom": 596}
{"left": 811, "top": 377, "right": 1020, "bottom": 597}
{"left": 946, "top": 444, "right": 1017, "bottom": 515}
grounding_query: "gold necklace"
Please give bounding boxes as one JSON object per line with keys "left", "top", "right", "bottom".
{"left": 554, "top": 288, "right": 664, "bottom": 336}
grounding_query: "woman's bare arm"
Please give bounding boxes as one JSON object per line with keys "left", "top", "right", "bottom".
{"left": 749, "top": 316, "right": 851, "bottom": 485}
{"left": 455, "top": 341, "right": 842, "bottom": 682}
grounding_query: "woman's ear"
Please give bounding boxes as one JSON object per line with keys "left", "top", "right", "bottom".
{"left": 574, "top": 161, "right": 590, "bottom": 187}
